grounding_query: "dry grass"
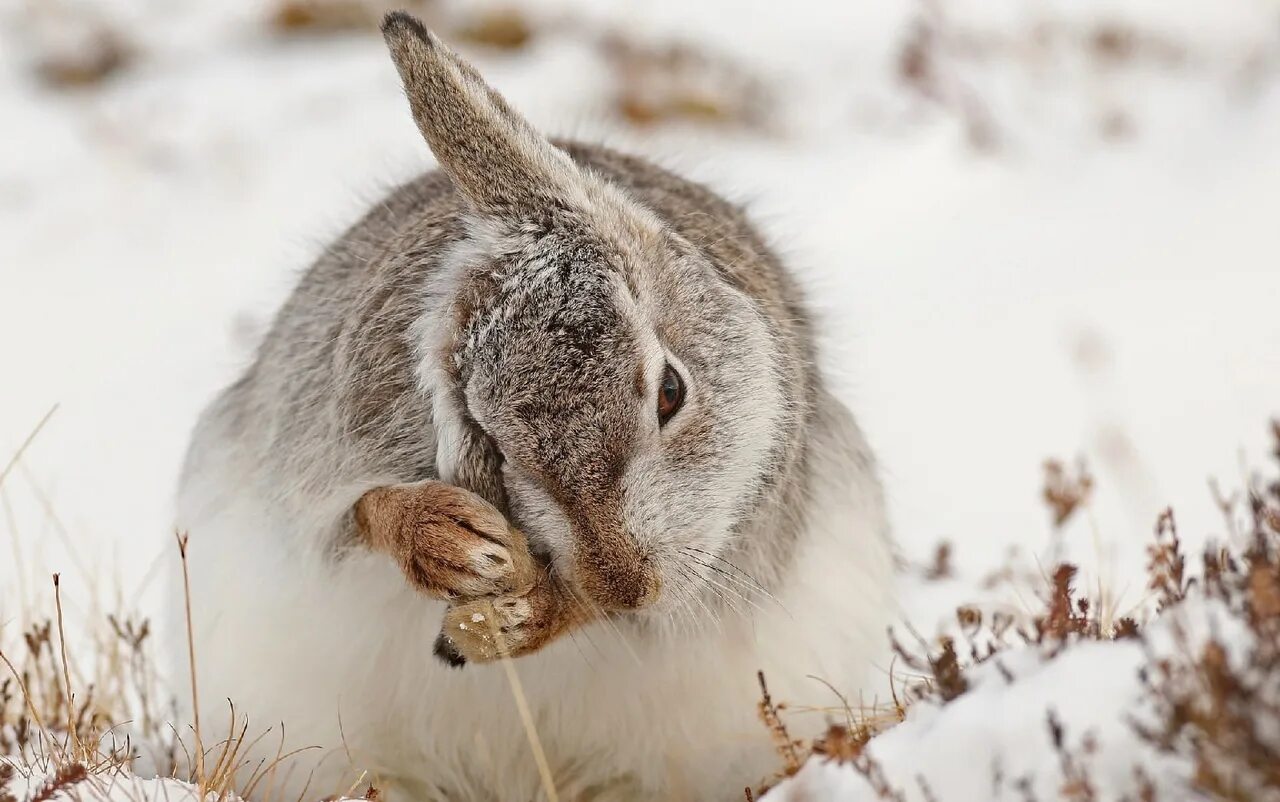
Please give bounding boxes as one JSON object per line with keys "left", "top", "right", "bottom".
{"left": 265, "top": 0, "right": 776, "bottom": 132}
{"left": 267, "top": 0, "right": 436, "bottom": 37}
{"left": 1, "top": 528, "right": 560, "bottom": 802}
{"left": 0, "top": 574, "right": 169, "bottom": 782}
{"left": 753, "top": 420, "right": 1280, "bottom": 801}
{"left": 1134, "top": 451, "right": 1280, "bottom": 799}
{"left": 0, "top": 404, "right": 327, "bottom": 800}
{"left": 20, "top": 2, "right": 133, "bottom": 90}
{"left": 12, "top": 0, "right": 1275, "bottom": 155}
{"left": 5, "top": 399, "right": 1277, "bottom": 802}
{"left": 0, "top": 533, "right": 367, "bottom": 802}
{"left": 598, "top": 33, "right": 774, "bottom": 132}
{"left": 894, "top": 0, "right": 1280, "bottom": 150}
{"left": 451, "top": 7, "right": 535, "bottom": 52}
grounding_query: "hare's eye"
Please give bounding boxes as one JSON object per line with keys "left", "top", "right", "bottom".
{"left": 657, "top": 364, "right": 685, "bottom": 425}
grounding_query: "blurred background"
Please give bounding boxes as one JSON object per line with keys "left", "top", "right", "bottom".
{"left": 2, "top": 0, "right": 1279, "bottom": 633}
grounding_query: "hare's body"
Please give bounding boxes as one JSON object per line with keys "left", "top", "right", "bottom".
{"left": 176, "top": 18, "right": 894, "bottom": 801}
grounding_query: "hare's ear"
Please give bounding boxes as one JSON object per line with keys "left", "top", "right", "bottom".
{"left": 382, "top": 12, "right": 584, "bottom": 216}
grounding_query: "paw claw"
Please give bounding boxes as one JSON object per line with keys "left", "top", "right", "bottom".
{"left": 470, "top": 543, "right": 515, "bottom": 580}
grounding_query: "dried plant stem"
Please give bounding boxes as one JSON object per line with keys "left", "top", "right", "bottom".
{"left": 176, "top": 531, "right": 207, "bottom": 788}
{"left": 0, "top": 647, "right": 64, "bottom": 761}
{"left": 52, "top": 574, "right": 83, "bottom": 759}
{"left": 0, "top": 403, "right": 58, "bottom": 491}
{"left": 758, "top": 670, "right": 801, "bottom": 776}
{"left": 491, "top": 626, "right": 559, "bottom": 802}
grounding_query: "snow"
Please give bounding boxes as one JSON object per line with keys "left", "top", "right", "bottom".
{"left": 764, "top": 596, "right": 1251, "bottom": 801}
{"left": 4, "top": 0, "right": 1279, "bottom": 609}
{"left": 2, "top": 0, "right": 1280, "bottom": 799}
{"left": 3, "top": 773, "right": 217, "bottom": 802}
{"left": 1, "top": 771, "right": 364, "bottom": 802}
{"left": 0, "top": 598, "right": 1246, "bottom": 802}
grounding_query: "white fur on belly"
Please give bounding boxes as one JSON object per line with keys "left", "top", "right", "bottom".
{"left": 170, "top": 450, "right": 894, "bottom": 802}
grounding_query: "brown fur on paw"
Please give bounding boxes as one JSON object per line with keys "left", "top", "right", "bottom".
{"left": 438, "top": 573, "right": 593, "bottom": 662}
{"left": 355, "top": 480, "right": 537, "bottom": 600}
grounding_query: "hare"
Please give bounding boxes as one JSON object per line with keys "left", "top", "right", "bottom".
{"left": 173, "top": 11, "right": 895, "bottom": 801}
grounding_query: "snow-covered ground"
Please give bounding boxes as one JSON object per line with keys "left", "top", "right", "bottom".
{"left": 3, "top": 0, "right": 1280, "bottom": 799}
{"left": 5, "top": 773, "right": 225, "bottom": 802}
{"left": 4, "top": 0, "right": 1280, "bottom": 609}
{"left": 763, "top": 602, "right": 1223, "bottom": 801}
{"left": 2, "top": 769, "right": 370, "bottom": 802}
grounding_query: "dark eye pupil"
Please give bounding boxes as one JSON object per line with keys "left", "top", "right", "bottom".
{"left": 657, "top": 364, "right": 684, "bottom": 424}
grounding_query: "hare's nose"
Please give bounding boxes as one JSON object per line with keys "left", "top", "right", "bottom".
{"left": 571, "top": 529, "right": 661, "bottom": 611}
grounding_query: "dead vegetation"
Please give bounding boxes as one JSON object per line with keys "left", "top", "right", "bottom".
{"left": 921, "top": 541, "right": 953, "bottom": 581}
{"left": 0, "top": 538, "right": 372, "bottom": 802}
{"left": 0, "top": 571, "right": 178, "bottom": 799}
{"left": 17, "top": 0, "right": 1274, "bottom": 149}
{"left": 599, "top": 33, "right": 773, "bottom": 131}
{"left": 1135, "top": 465, "right": 1280, "bottom": 800}
{"left": 1042, "top": 459, "right": 1095, "bottom": 528}
{"left": 19, "top": 1, "right": 133, "bottom": 89}
{"left": 25, "top": 0, "right": 773, "bottom": 130}
{"left": 0, "top": 575, "right": 168, "bottom": 786}
{"left": 267, "top": 0, "right": 530, "bottom": 54}
{"left": 268, "top": 0, "right": 775, "bottom": 130}
{"left": 35, "top": 30, "right": 131, "bottom": 89}
{"left": 5, "top": 414, "right": 1279, "bottom": 802}
{"left": 895, "top": 1, "right": 1280, "bottom": 150}
{"left": 265, "top": 0, "right": 534, "bottom": 49}
{"left": 268, "top": 0, "right": 436, "bottom": 38}
{"left": 755, "top": 421, "right": 1280, "bottom": 801}
{"left": 4, "top": 415, "right": 1276, "bottom": 802}
{"left": 452, "top": 7, "right": 535, "bottom": 52}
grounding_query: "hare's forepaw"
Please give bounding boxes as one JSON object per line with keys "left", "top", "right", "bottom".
{"left": 355, "top": 481, "right": 589, "bottom": 667}
{"left": 355, "top": 480, "right": 537, "bottom": 600}
{"left": 435, "top": 574, "right": 588, "bottom": 665}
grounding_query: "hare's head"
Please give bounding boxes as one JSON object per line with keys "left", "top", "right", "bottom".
{"left": 384, "top": 14, "right": 801, "bottom": 615}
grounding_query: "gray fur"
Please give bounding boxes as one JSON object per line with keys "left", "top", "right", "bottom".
{"left": 187, "top": 18, "right": 833, "bottom": 606}
{"left": 179, "top": 14, "right": 891, "bottom": 797}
